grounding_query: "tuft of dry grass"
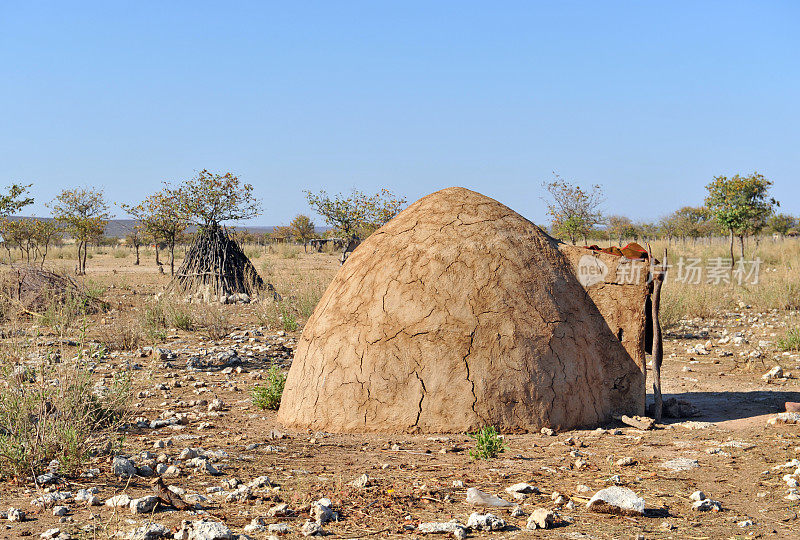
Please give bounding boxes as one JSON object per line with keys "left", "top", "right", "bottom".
{"left": 653, "top": 238, "right": 800, "bottom": 327}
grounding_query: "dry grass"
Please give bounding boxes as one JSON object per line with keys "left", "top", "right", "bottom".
{"left": 0, "top": 335, "right": 131, "bottom": 479}
{"left": 653, "top": 238, "right": 800, "bottom": 327}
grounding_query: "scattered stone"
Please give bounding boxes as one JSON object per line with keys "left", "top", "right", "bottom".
{"left": 505, "top": 482, "right": 538, "bottom": 495}
{"left": 311, "top": 500, "right": 335, "bottom": 524}
{"left": 689, "top": 491, "right": 706, "bottom": 502}
{"left": 540, "top": 427, "right": 555, "bottom": 436}
{"left": 692, "top": 498, "right": 722, "bottom": 512}
{"left": 113, "top": 456, "right": 137, "bottom": 478}
{"left": 616, "top": 457, "right": 636, "bottom": 466}
{"left": 301, "top": 520, "right": 324, "bottom": 536}
{"left": 177, "top": 520, "right": 232, "bottom": 540}
{"left": 510, "top": 505, "right": 525, "bottom": 517}
{"left": 466, "top": 512, "right": 506, "bottom": 531}
{"left": 130, "top": 496, "right": 159, "bottom": 514}
{"left": 620, "top": 415, "right": 654, "bottom": 430}
{"left": 767, "top": 412, "right": 800, "bottom": 426}
{"left": 7, "top": 507, "right": 24, "bottom": 522}
{"left": 587, "top": 486, "right": 645, "bottom": 516}
{"left": 465, "top": 487, "right": 513, "bottom": 507}
{"left": 243, "top": 519, "right": 266, "bottom": 534}
{"left": 37, "top": 472, "right": 60, "bottom": 485}
{"left": 526, "top": 508, "right": 556, "bottom": 530}
{"left": 762, "top": 365, "right": 784, "bottom": 381}
{"left": 417, "top": 521, "right": 467, "bottom": 539}
{"left": 52, "top": 505, "right": 69, "bottom": 516}
{"left": 662, "top": 457, "right": 699, "bottom": 471}
{"left": 127, "top": 523, "right": 171, "bottom": 540}
{"left": 349, "top": 473, "right": 370, "bottom": 488}
{"left": 105, "top": 494, "right": 132, "bottom": 508}
{"left": 267, "top": 523, "right": 291, "bottom": 535}
{"left": 267, "top": 503, "right": 292, "bottom": 517}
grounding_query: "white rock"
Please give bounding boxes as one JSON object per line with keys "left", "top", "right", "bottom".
{"left": 466, "top": 512, "right": 506, "bottom": 531}
{"left": 349, "top": 473, "right": 370, "bottom": 488}
{"left": 417, "top": 521, "right": 467, "bottom": 539}
{"left": 105, "top": 494, "right": 132, "bottom": 508}
{"left": 113, "top": 456, "right": 137, "bottom": 478}
{"left": 762, "top": 366, "right": 784, "bottom": 381}
{"left": 526, "top": 508, "right": 556, "bottom": 529}
{"left": 465, "top": 487, "right": 513, "bottom": 507}
{"left": 692, "top": 498, "right": 722, "bottom": 512}
{"left": 127, "top": 523, "right": 170, "bottom": 540}
{"left": 301, "top": 520, "right": 324, "bottom": 536}
{"left": 52, "top": 505, "right": 69, "bottom": 516}
{"left": 767, "top": 412, "right": 800, "bottom": 425}
{"left": 130, "top": 495, "right": 159, "bottom": 514}
{"left": 505, "top": 483, "right": 537, "bottom": 495}
{"left": 311, "top": 500, "right": 335, "bottom": 524}
{"left": 662, "top": 457, "right": 699, "bottom": 471}
{"left": 587, "top": 486, "right": 645, "bottom": 515}
{"left": 267, "top": 523, "right": 291, "bottom": 535}
{"left": 689, "top": 490, "right": 706, "bottom": 501}
{"left": 7, "top": 507, "right": 24, "bottom": 522}
{"left": 182, "top": 520, "right": 232, "bottom": 540}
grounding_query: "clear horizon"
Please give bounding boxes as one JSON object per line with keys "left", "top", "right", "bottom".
{"left": 2, "top": 2, "right": 798, "bottom": 227}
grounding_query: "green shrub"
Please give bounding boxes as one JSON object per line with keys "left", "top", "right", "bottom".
{"left": 251, "top": 366, "right": 287, "bottom": 410}
{"left": 778, "top": 328, "right": 800, "bottom": 351}
{"left": 171, "top": 309, "right": 194, "bottom": 331}
{"left": 468, "top": 426, "right": 507, "bottom": 459}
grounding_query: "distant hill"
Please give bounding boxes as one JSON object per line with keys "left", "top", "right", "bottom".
{"left": 5, "top": 217, "right": 329, "bottom": 239}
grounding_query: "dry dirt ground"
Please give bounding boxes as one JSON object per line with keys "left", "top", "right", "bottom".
{"left": 1, "top": 250, "right": 799, "bottom": 540}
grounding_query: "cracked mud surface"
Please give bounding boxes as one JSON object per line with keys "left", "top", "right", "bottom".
{"left": 279, "top": 187, "right": 646, "bottom": 433}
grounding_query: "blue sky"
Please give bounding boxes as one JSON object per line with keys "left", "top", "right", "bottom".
{"left": 1, "top": 1, "right": 798, "bottom": 227}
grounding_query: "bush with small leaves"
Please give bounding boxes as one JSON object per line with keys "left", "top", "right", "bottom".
{"left": 469, "top": 426, "right": 507, "bottom": 459}
{"left": 251, "top": 366, "right": 287, "bottom": 410}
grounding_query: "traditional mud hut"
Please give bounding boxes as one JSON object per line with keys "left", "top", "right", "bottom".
{"left": 278, "top": 187, "right": 656, "bottom": 433}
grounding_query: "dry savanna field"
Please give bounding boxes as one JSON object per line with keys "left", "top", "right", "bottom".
{"left": 1, "top": 237, "right": 800, "bottom": 539}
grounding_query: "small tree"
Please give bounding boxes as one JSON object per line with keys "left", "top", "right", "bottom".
{"left": 0, "top": 184, "right": 34, "bottom": 217}
{"left": 290, "top": 214, "right": 315, "bottom": 251}
{"left": 171, "top": 170, "right": 264, "bottom": 298}
{"left": 31, "top": 219, "right": 61, "bottom": 267}
{"left": 768, "top": 213, "right": 796, "bottom": 238}
{"left": 49, "top": 188, "right": 111, "bottom": 274}
{"left": 705, "top": 173, "right": 778, "bottom": 266}
{"left": 123, "top": 187, "right": 187, "bottom": 275}
{"left": 271, "top": 225, "right": 293, "bottom": 244}
{"left": 605, "top": 215, "right": 638, "bottom": 246}
{"left": 542, "top": 174, "right": 604, "bottom": 244}
{"left": 125, "top": 227, "right": 143, "bottom": 265}
{"left": 305, "top": 189, "right": 406, "bottom": 261}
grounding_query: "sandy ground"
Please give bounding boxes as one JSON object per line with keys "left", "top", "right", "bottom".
{"left": 1, "top": 250, "right": 799, "bottom": 539}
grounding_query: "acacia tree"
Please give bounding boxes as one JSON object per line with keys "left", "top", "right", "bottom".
{"left": 305, "top": 189, "right": 406, "bottom": 262}
{"left": 0, "top": 184, "right": 34, "bottom": 217}
{"left": 122, "top": 187, "right": 187, "bottom": 275}
{"left": 542, "top": 174, "right": 604, "bottom": 244}
{"left": 49, "top": 188, "right": 111, "bottom": 274}
{"left": 605, "top": 215, "right": 638, "bottom": 246}
{"left": 768, "top": 213, "right": 796, "bottom": 238}
{"left": 125, "top": 228, "right": 143, "bottom": 265}
{"left": 171, "top": 170, "right": 264, "bottom": 298}
{"left": 290, "top": 214, "right": 315, "bottom": 251}
{"left": 705, "top": 173, "right": 778, "bottom": 266}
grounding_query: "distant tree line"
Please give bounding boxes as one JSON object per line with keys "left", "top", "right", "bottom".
{"left": 543, "top": 172, "right": 792, "bottom": 265}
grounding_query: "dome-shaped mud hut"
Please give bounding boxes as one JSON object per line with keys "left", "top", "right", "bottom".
{"left": 278, "top": 187, "right": 652, "bottom": 433}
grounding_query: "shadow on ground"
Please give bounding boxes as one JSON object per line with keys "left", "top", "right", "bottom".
{"left": 646, "top": 390, "right": 799, "bottom": 423}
